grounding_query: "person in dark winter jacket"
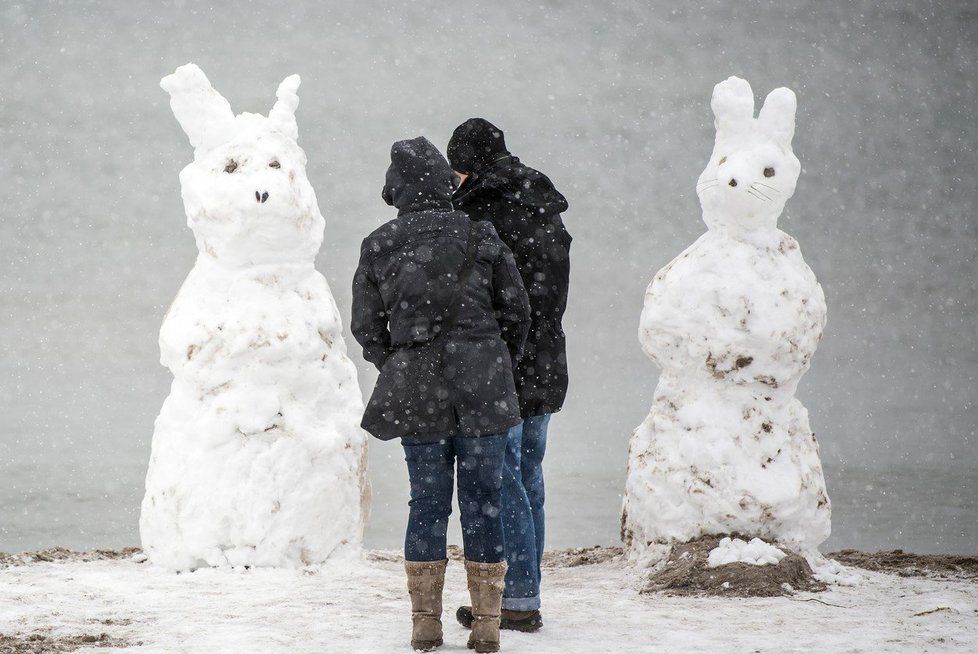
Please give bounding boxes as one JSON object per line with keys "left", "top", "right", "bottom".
{"left": 352, "top": 136, "right": 531, "bottom": 653}
{"left": 447, "top": 119, "right": 571, "bottom": 634}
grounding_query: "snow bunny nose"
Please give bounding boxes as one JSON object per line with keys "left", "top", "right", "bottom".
{"left": 728, "top": 178, "right": 738, "bottom": 187}
{"left": 255, "top": 190, "right": 269, "bottom": 204}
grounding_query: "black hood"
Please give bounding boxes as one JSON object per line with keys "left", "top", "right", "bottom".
{"left": 447, "top": 118, "right": 510, "bottom": 175}
{"left": 382, "top": 137, "right": 458, "bottom": 215}
{"left": 454, "top": 155, "right": 569, "bottom": 214}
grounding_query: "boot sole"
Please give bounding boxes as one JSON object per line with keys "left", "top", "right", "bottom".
{"left": 468, "top": 642, "right": 500, "bottom": 653}
{"left": 457, "top": 607, "right": 542, "bottom": 632}
{"left": 412, "top": 638, "right": 443, "bottom": 651}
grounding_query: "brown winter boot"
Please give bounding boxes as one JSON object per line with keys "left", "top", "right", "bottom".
{"left": 405, "top": 559, "right": 448, "bottom": 651}
{"left": 464, "top": 560, "right": 508, "bottom": 653}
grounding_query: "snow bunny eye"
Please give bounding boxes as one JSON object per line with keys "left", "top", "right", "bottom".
{"left": 224, "top": 160, "right": 238, "bottom": 173}
{"left": 269, "top": 160, "right": 281, "bottom": 169}
{"left": 764, "top": 167, "right": 775, "bottom": 177}
{"left": 719, "top": 156, "right": 727, "bottom": 165}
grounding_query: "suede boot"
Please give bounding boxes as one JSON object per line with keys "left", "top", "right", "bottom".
{"left": 405, "top": 559, "right": 448, "bottom": 651}
{"left": 464, "top": 560, "right": 508, "bottom": 652}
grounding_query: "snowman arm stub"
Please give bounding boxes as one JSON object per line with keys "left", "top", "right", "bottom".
{"left": 158, "top": 291, "right": 214, "bottom": 373}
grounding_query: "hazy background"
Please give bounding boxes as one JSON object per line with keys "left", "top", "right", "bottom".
{"left": 1, "top": 0, "right": 975, "bottom": 555}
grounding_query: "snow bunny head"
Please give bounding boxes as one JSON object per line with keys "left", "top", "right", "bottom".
{"left": 161, "top": 63, "right": 324, "bottom": 267}
{"left": 697, "top": 76, "right": 800, "bottom": 232}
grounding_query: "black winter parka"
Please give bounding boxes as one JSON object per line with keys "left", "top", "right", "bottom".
{"left": 352, "top": 137, "right": 531, "bottom": 441}
{"left": 449, "top": 122, "right": 571, "bottom": 418}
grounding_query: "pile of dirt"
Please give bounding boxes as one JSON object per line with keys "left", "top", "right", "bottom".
{"left": 0, "top": 632, "right": 130, "bottom": 652}
{"left": 0, "top": 547, "right": 142, "bottom": 569}
{"left": 828, "top": 549, "right": 978, "bottom": 579}
{"left": 543, "top": 546, "right": 623, "bottom": 568}
{"left": 364, "top": 550, "right": 404, "bottom": 563}
{"left": 643, "top": 535, "right": 825, "bottom": 597}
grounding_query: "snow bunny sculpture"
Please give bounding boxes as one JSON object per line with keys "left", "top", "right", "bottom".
{"left": 141, "top": 64, "right": 370, "bottom": 570}
{"left": 621, "top": 77, "right": 829, "bottom": 560}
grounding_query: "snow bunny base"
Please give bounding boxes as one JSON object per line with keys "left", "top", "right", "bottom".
{"left": 140, "top": 64, "right": 370, "bottom": 571}
{"left": 621, "top": 77, "right": 829, "bottom": 564}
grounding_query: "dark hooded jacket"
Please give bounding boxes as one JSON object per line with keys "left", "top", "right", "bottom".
{"left": 448, "top": 119, "right": 571, "bottom": 418}
{"left": 352, "top": 137, "right": 531, "bottom": 441}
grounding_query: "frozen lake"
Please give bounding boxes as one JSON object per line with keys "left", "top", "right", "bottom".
{"left": 1, "top": 1, "right": 975, "bottom": 555}
{"left": 2, "top": 454, "right": 976, "bottom": 555}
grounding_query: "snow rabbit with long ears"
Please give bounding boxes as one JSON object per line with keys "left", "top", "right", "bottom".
{"left": 140, "top": 64, "right": 370, "bottom": 571}
{"left": 621, "top": 77, "right": 830, "bottom": 561}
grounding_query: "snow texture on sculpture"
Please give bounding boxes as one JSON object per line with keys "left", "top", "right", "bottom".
{"left": 621, "top": 76, "right": 829, "bottom": 561}
{"left": 140, "top": 64, "right": 370, "bottom": 571}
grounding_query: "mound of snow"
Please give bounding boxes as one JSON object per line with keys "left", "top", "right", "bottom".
{"left": 809, "top": 554, "right": 864, "bottom": 586}
{"left": 708, "top": 537, "right": 786, "bottom": 567}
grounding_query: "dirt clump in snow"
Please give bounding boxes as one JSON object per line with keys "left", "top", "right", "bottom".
{"left": 364, "top": 549, "right": 403, "bottom": 563}
{"left": 828, "top": 549, "right": 978, "bottom": 579}
{"left": 543, "top": 546, "right": 623, "bottom": 568}
{"left": 643, "top": 535, "right": 825, "bottom": 597}
{"left": 0, "top": 547, "right": 143, "bottom": 569}
{"left": 0, "top": 632, "right": 131, "bottom": 652}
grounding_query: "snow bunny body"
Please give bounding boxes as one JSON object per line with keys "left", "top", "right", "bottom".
{"left": 621, "top": 77, "right": 829, "bottom": 559}
{"left": 140, "top": 64, "right": 370, "bottom": 571}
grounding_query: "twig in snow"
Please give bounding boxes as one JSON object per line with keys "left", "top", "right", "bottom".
{"left": 788, "top": 598, "right": 851, "bottom": 608}
{"left": 913, "top": 606, "right": 951, "bottom": 617}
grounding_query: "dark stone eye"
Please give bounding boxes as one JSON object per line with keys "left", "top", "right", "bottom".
{"left": 764, "top": 167, "right": 775, "bottom": 177}
{"left": 719, "top": 156, "right": 727, "bottom": 165}
{"left": 224, "top": 160, "right": 238, "bottom": 173}
{"left": 269, "top": 161, "right": 281, "bottom": 169}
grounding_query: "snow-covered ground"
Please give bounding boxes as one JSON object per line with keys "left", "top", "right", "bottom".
{"left": 1, "top": 551, "right": 975, "bottom": 653}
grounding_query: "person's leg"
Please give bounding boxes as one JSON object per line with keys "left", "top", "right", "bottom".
{"left": 455, "top": 432, "right": 508, "bottom": 652}
{"left": 454, "top": 432, "right": 507, "bottom": 562}
{"left": 520, "top": 414, "right": 550, "bottom": 584}
{"left": 402, "top": 437, "right": 455, "bottom": 651}
{"left": 402, "top": 437, "right": 455, "bottom": 561}
{"left": 498, "top": 421, "right": 541, "bottom": 612}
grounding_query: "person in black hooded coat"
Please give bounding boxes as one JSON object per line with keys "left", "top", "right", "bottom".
{"left": 352, "top": 136, "right": 530, "bottom": 652}
{"left": 447, "top": 119, "right": 571, "bottom": 632}
{"left": 448, "top": 119, "right": 571, "bottom": 419}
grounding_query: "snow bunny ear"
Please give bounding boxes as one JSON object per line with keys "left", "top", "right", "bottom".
{"left": 711, "top": 76, "right": 755, "bottom": 138}
{"left": 758, "top": 87, "right": 797, "bottom": 147}
{"left": 268, "top": 74, "right": 300, "bottom": 141}
{"left": 160, "top": 63, "right": 236, "bottom": 152}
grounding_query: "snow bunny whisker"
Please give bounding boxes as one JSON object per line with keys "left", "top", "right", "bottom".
{"left": 748, "top": 185, "right": 774, "bottom": 201}
{"left": 141, "top": 64, "right": 371, "bottom": 571}
{"left": 622, "top": 76, "right": 830, "bottom": 575}
{"left": 746, "top": 188, "right": 770, "bottom": 202}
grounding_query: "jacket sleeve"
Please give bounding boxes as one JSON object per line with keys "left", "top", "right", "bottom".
{"left": 490, "top": 232, "right": 531, "bottom": 364}
{"left": 351, "top": 246, "right": 391, "bottom": 371}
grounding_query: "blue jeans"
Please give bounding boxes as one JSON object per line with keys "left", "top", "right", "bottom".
{"left": 402, "top": 433, "right": 508, "bottom": 563}
{"left": 500, "top": 414, "right": 550, "bottom": 611}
